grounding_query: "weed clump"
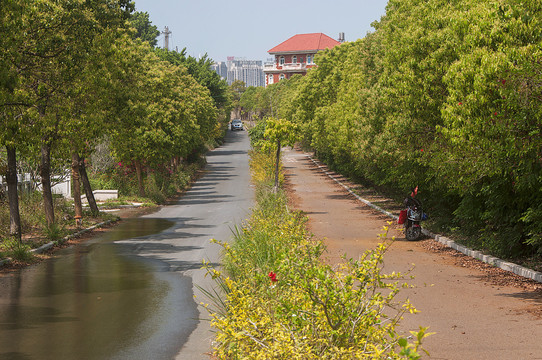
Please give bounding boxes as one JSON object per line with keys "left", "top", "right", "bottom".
{"left": 1, "top": 238, "right": 34, "bottom": 262}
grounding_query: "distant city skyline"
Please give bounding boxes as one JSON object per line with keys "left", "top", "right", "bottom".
{"left": 132, "top": 0, "right": 389, "bottom": 62}
{"left": 212, "top": 58, "right": 265, "bottom": 87}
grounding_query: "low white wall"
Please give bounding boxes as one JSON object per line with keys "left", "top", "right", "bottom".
{"left": 82, "top": 190, "right": 118, "bottom": 202}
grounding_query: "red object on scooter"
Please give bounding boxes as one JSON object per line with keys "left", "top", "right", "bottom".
{"left": 398, "top": 209, "right": 407, "bottom": 224}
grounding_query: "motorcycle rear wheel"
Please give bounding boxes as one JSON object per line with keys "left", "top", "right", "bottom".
{"left": 405, "top": 225, "right": 421, "bottom": 241}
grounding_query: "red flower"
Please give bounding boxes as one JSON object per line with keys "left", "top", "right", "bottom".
{"left": 420, "top": 149, "right": 424, "bottom": 152}
{"left": 458, "top": 102, "right": 462, "bottom": 105}
{"left": 268, "top": 272, "right": 278, "bottom": 282}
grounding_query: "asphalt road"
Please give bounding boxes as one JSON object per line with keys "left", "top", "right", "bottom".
{"left": 113, "top": 128, "right": 254, "bottom": 359}
{"left": 0, "top": 129, "right": 253, "bottom": 360}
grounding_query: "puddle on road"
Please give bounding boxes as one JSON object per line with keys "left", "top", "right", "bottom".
{"left": 0, "top": 218, "right": 198, "bottom": 360}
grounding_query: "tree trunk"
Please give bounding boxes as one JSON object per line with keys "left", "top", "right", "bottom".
{"left": 71, "top": 150, "right": 83, "bottom": 226}
{"left": 274, "top": 138, "right": 281, "bottom": 192}
{"left": 40, "top": 141, "right": 55, "bottom": 227}
{"left": 6, "top": 145, "right": 22, "bottom": 242}
{"left": 135, "top": 160, "right": 145, "bottom": 197}
{"left": 79, "top": 154, "right": 99, "bottom": 215}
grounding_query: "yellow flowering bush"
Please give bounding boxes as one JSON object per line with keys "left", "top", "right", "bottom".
{"left": 203, "top": 149, "right": 430, "bottom": 359}
{"left": 249, "top": 148, "right": 285, "bottom": 188}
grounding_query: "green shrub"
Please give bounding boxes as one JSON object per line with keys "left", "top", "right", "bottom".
{"left": 1, "top": 238, "right": 34, "bottom": 262}
{"left": 44, "top": 222, "right": 65, "bottom": 242}
{"left": 247, "top": 118, "right": 267, "bottom": 149}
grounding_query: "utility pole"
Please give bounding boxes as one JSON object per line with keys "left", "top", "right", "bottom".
{"left": 162, "top": 26, "right": 172, "bottom": 50}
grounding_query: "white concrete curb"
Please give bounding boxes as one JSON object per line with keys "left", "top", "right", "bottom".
{"left": 306, "top": 154, "right": 542, "bottom": 284}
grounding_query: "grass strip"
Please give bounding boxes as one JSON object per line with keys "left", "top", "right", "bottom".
{"left": 202, "top": 149, "right": 430, "bottom": 359}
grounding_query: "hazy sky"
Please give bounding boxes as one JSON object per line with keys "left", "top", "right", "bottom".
{"left": 133, "top": 0, "right": 389, "bottom": 62}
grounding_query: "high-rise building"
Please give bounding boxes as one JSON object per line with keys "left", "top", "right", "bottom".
{"left": 211, "top": 58, "right": 265, "bottom": 87}
{"left": 211, "top": 61, "right": 228, "bottom": 80}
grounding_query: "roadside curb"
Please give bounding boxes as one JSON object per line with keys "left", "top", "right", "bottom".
{"left": 0, "top": 218, "right": 119, "bottom": 267}
{"left": 83, "top": 203, "right": 144, "bottom": 211}
{"left": 305, "top": 154, "right": 542, "bottom": 284}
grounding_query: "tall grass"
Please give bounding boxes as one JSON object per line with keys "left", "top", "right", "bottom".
{"left": 0, "top": 238, "right": 34, "bottom": 262}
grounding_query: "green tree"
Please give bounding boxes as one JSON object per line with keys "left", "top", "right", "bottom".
{"left": 263, "top": 117, "right": 299, "bottom": 190}
{"left": 63, "top": 29, "right": 132, "bottom": 217}
{"left": 246, "top": 0, "right": 542, "bottom": 257}
{"left": 0, "top": 0, "right": 26, "bottom": 241}
{"left": 129, "top": 11, "right": 159, "bottom": 47}
{"left": 239, "top": 86, "right": 261, "bottom": 120}
{"left": 0, "top": 0, "right": 133, "bottom": 228}
{"left": 109, "top": 41, "right": 218, "bottom": 196}
{"left": 1, "top": 0, "right": 83, "bottom": 228}
{"left": 154, "top": 49, "right": 230, "bottom": 109}
{"left": 229, "top": 80, "right": 246, "bottom": 119}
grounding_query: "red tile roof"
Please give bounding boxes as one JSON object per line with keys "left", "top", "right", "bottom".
{"left": 268, "top": 33, "right": 341, "bottom": 54}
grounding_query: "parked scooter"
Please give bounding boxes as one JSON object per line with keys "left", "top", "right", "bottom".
{"left": 398, "top": 186, "right": 426, "bottom": 241}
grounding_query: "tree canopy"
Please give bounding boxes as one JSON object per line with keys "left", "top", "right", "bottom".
{"left": 1, "top": 0, "right": 228, "bottom": 231}
{"left": 129, "top": 11, "right": 160, "bottom": 47}
{"left": 241, "top": 0, "right": 542, "bottom": 258}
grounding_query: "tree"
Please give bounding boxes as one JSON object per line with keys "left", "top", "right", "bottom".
{"left": 0, "top": 0, "right": 25, "bottom": 241}
{"left": 154, "top": 48, "right": 231, "bottom": 138}
{"left": 230, "top": 80, "right": 246, "bottom": 119}
{"left": 109, "top": 40, "right": 218, "bottom": 196}
{"left": 242, "top": 0, "right": 542, "bottom": 257}
{"left": 0, "top": 0, "right": 133, "bottom": 229}
{"left": 263, "top": 118, "right": 299, "bottom": 191}
{"left": 63, "top": 29, "right": 131, "bottom": 217}
{"left": 129, "top": 11, "right": 159, "bottom": 47}
{"left": 154, "top": 49, "right": 230, "bottom": 109}
{"left": 239, "top": 86, "right": 259, "bottom": 120}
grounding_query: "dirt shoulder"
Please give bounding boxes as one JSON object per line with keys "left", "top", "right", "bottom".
{"left": 283, "top": 148, "right": 542, "bottom": 360}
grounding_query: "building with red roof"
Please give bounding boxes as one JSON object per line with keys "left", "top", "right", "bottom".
{"left": 264, "top": 33, "right": 342, "bottom": 86}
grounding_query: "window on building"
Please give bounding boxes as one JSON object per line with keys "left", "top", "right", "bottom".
{"left": 279, "top": 56, "right": 285, "bottom": 66}
{"left": 292, "top": 56, "right": 297, "bottom": 64}
{"left": 300, "top": 57, "right": 304, "bottom": 63}
{"left": 280, "top": 74, "right": 285, "bottom": 80}
{"left": 269, "top": 74, "right": 274, "bottom": 84}
{"left": 307, "top": 55, "right": 313, "bottom": 64}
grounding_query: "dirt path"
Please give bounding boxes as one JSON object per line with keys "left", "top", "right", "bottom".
{"left": 283, "top": 148, "right": 542, "bottom": 360}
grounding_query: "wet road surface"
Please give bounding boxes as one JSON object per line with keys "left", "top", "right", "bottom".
{"left": 0, "top": 129, "right": 254, "bottom": 360}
